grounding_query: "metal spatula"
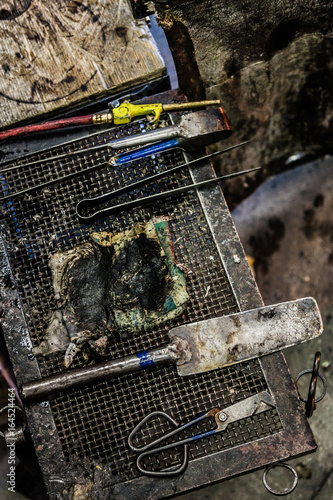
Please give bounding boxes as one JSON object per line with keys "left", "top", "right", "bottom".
{"left": 21, "top": 297, "right": 323, "bottom": 400}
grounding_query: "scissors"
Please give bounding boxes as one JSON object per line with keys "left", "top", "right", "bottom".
{"left": 128, "top": 391, "right": 275, "bottom": 477}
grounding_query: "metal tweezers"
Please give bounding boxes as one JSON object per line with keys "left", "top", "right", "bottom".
{"left": 75, "top": 142, "right": 257, "bottom": 224}
{"left": 128, "top": 391, "right": 275, "bottom": 477}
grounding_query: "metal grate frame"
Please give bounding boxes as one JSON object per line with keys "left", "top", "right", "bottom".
{"left": 0, "top": 95, "right": 316, "bottom": 499}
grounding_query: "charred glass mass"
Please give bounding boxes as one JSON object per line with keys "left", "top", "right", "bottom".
{"left": 33, "top": 219, "right": 188, "bottom": 367}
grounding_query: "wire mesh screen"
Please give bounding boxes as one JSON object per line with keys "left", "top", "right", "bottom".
{"left": 0, "top": 115, "right": 282, "bottom": 484}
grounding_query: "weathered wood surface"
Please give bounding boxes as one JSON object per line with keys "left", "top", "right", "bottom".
{"left": 150, "top": 0, "right": 333, "bottom": 198}
{"left": 0, "top": 0, "right": 165, "bottom": 128}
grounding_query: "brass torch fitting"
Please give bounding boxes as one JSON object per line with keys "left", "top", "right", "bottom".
{"left": 92, "top": 113, "right": 113, "bottom": 125}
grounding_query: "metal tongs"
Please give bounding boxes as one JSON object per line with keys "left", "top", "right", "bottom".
{"left": 128, "top": 391, "right": 276, "bottom": 477}
{"left": 75, "top": 142, "right": 257, "bottom": 223}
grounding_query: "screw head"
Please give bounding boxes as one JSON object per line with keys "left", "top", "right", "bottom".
{"left": 218, "top": 412, "right": 228, "bottom": 422}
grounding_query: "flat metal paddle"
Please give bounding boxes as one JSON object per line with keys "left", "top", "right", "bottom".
{"left": 20, "top": 297, "right": 323, "bottom": 400}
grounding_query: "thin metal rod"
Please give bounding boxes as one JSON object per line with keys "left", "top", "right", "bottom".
{"left": 76, "top": 142, "right": 249, "bottom": 215}
{"left": 0, "top": 140, "right": 182, "bottom": 200}
{"left": 0, "top": 141, "right": 248, "bottom": 202}
{"left": 106, "top": 167, "right": 261, "bottom": 210}
{"left": 0, "top": 142, "right": 109, "bottom": 174}
{"left": 163, "top": 100, "right": 220, "bottom": 112}
{"left": 20, "top": 343, "right": 179, "bottom": 401}
{"left": 77, "top": 165, "right": 261, "bottom": 223}
{"left": 0, "top": 122, "right": 171, "bottom": 174}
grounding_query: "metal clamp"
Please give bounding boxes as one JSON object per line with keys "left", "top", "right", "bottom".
{"left": 295, "top": 351, "right": 327, "bottom": 418}
{"left": 263, "top": 463, "right": 298, "bottom": 496}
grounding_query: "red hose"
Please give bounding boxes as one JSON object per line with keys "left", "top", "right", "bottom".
{"left": 0, "top": 114, "right": 94, "bottom": 141}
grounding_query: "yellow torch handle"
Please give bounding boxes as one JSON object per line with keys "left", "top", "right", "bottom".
{"left": 111, "top": 100, "right": 221, "bottom": 125}
{"left": 112, "top": 103, "right": 163, "bottom": 124}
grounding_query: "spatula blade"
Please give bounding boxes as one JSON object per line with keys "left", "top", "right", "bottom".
{"left": 168, "top": 297, "right": 323, "bottom": 376}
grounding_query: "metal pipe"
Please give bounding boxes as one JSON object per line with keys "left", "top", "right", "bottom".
{"left": 20, "top": 343, "right": 181, "bottom": 401}
{"left": 109, "top": 125, "right": 181, "bottom": 149}
{"left": 162, "top": 100, "right": 220, "bottom": 112}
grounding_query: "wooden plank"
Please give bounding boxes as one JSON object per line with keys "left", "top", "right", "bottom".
{"left": 0, "top": 0, "right": 165, "bottom": 128}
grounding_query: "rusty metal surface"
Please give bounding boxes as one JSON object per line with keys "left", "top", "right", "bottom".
{"left": 112, "top": 355, "right": 316, "bottom": 500}
{"left": 0, "top": 233, "right": 40, "bottom": 385}
{"left": 171, "top": 297, "right": 323, "bottom": 376}
{"left": 103, "top": 124, "right": 318, "bottom": 498}
{"left": 0, "top": 235, "right": 73, "bottom": 498}
{"left": 0, "top": 92, "right": 317, "bottom": 499}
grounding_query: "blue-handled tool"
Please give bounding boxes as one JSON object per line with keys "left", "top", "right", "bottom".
{"left": 21, "top": 297, "right": 322, "bottom": 401}
{"left": 0, "top": 109, "right": 231, "bottom": 201}
{"left": 76, "top": 141, "right": 252, "bottom": 223}
{"left": 109, "top": 138, "right": 181, "bottom": 166}
{"left": 108, "top": 107, "right": 232, "bottom": 161}
{"left": 128, "top": 391, "right": 275, "bottom": 477}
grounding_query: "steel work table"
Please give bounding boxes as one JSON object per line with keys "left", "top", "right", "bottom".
{"left": 0, "top": 91, "right": 317, "bottom": 499}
